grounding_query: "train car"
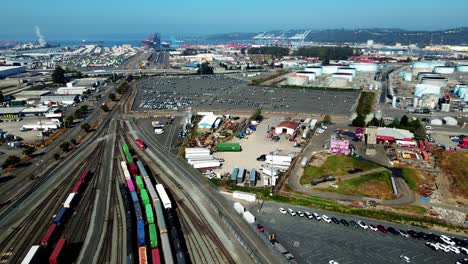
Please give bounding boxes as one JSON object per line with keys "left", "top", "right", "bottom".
{"left": 144, "top": 177, "right": 159, "bottom": 202}
{"left": 139, "top": 246, "right": 148, "bottom": 264}
{"left": 145, "top": 204, "right": 154, "bottom": 224}
{"left": 127, "top": 179, "right": 136, "bottom": 193}
{"left": 63, "top": 193, "right": 76, "bottom": 209}
{"left": 151, "top": 248, "right": 160, "bottom": 264}
{"left": 148, "top": 223, "right": 158, "bottom": 248}
{"left": 21, "top": 245, "right": 40, "bottom": 264}
{"left": 40, "top": 224, "right": 57, "bottom": 247}
{"left": 170, "top": 228, "right": 182, "bottom": 253}
{"left": 135, "top": 176, "right": 145, "bottom": 191}
{"left": 137, "top": 219, "right": 146, "bottom": 246}
{"left": 121, "top": 161, "right": 132, "bottom": 180}
{"left": 49, "top": 238, "right": 66, "bottom": 264}
{"left": 78, "top": 168, "right": 89, "bottom": 182}
{"left": 140, "top": 189, "right": 150, "bottom": 206}
{"left": 136, "top": 160, "right": 150, "bottom": 178}
{"left": 175, "top": 251, "right": 186, "bottom": 264}
{"left": 129, "top": 162, "right": 138, "bottom": 177}
{"left": 52, "top": 208, "right": 67, "bottom": 225}
{"left": 154, "top": 202, "right": 166, "bottom": 232}
{"left": 71, "top": 180, "right": 83, "bottom": 193}
{"left": 134, "top": 202, "right": 143, "bottom": 220}
{"left": 155, "top": 184, "right": 172, "bottom": 209}
{"left": 135, "top": 139, "right": 146, "bottom": 151}
{"left": 122, "top": 143, "right": 130, "bottom": 155}
{"left": 131, "top": 191, "right": 139, "bottom": 204}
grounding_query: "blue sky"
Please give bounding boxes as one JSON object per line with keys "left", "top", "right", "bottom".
{"left": 1, "top": 0, "right": 467, "bottom": 40}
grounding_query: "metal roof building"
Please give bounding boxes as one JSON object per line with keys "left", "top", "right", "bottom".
{"left": 0, "top": 66, "right": 26, "bottom": 78}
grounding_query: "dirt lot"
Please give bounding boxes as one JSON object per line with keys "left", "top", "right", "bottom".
{"left": 438, "top": 150, "right": 468, "bottom": 201}
{"left": 213, "top": 116, "right": 300, "bottom": 186}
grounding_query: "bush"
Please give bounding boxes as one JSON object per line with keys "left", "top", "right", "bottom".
{"left": 81, "top": 123, "right": 91, "bottom": 132}
{"left": 352, "top": 114, "right": 366, "bottom": 127}
{"left": 60, "top": 142, "right": 71, "bottom": 152}
{"left": 356, "top": 92, "right": 375, "bottom": 115}
{"left": 101, "top": 104, "right": 109, "bottom": 112}
{"left": 2, "top": 155, "right": 21, "bottom": 168}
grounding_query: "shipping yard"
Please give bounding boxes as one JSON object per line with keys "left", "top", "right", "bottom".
{"left": 1, "top": 4, "right": 468, "bottom": 264}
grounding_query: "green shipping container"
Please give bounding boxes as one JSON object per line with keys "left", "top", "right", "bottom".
{"left": 122, "top": 144, "right": 130, "bottom": 154}
{"left": 216, "top": 142, "right": 241, "bottom": 152}
{"left": 145, "top": 204, "right": 154, "bottom": 224}
{"left": 135, "top": 176, "right": 144, "bottom": 191}
{"left": 140, "top": 189, "right": 150, "bottom": 206}
{"left": 149, "top": 223, "right": 158, "bottom": 248}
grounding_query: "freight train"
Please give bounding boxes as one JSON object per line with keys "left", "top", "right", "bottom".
{"left": 21, "top": 168, "right": 91, "bottom": 263}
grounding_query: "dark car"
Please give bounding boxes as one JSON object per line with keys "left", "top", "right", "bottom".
{"left": 256, "top": 154, "right": 266, "bottom": 161}
{"left": 350, "top": 220, "right": 358, "bottom": 228}
{"left": 387, "top": 227, "right": 400, "bottom": 236}
{"left": 427, "top": 233, "right": 441, "bottom": 243}
{"left": 256, "top": 224, "right": 264, "bottom": 233}
{"left": 377, "top": 225, "right": 388, "bottom": 233}
{"left": 408, "top": 230, "right": 420, "bottom": 239}
{"left": 418, "top": 231, "right": 428, "bottom": 240}
{"left": 331, "top": 217, "right": 340, "bottom": 224}
{"left": 340, "top": 219, "right": 349, "bottom": 226}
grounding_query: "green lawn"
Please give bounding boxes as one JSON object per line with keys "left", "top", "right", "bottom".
{"left": 356, "top": 91, "right": 376, "bottom": 115}
{"left": 317, "top": 171, "right": 394, "bottom": 199}
{"left": 401, "top": 167, "right": 418, "bottom": 191}
{"left": 301, "top": 155, "right": 381, "bottom": 184}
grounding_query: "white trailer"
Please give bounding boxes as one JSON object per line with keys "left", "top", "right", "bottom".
{"left": 233, "top": 191, "right": 257, "bottom": 202}
{"left": 191, "top": 161, "right": 221, "bottom": 169}
{"left": 310, "top": 119, "right": 318, "bottom": 131}
{"left": 21, "top": 245, "right": 40, "bottom": 264}
{"left": 63, "top": 193, "right": 76, "bottom": 208}
{"left": 262, "top": 166, "right": 280, "bottom": 177}
{"left": 243, "top": 211, "right": 256, "bottom": 224}
{"left": 266, "top": 154, "right": 292, "bottom": 163}
{"left": 185, "top": 148, "right": 211, "bottom": 154}
{"left": 155, "top": 184, "right": 172, "bottom": 209}
{"left": 234, "top": 202, "right": 245, "bottom": 214}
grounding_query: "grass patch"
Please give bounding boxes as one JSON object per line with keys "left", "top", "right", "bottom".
{"left": 317, "top": 171, "right": 394, "bottom": 199}
{"left": 393, "top": 205, "right": 428, "bottom": 215}
{"left": 250, "top": 70, "right": 289, "bottom": 85}
{"left": 356, "top": 91, "right": 376, "bottom": 115}
{"left": 301, "top": 155, "right": 381, "bottom": 184}
{"left": 401, "top": 167, "right": 418, "bottom": 191}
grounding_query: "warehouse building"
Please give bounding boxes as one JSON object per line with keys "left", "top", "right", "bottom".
{"left": 56, "top": 86, "right": 89, "bottom": 95}
{"left": 376, "top": 127, "right": 414, "bottom": 144}
{"left": 21, "top": 107, "right": 50, "bottom": 117}
{"left": 197, "top": 114, "right": 221, "bottom": 132}
{"left": 0, "top": 107, "right": 25, "bottom": 120}
{"left": 0, "top": 66, "right": 26, "bottom": 78}
{"left": 41, "top": 95, "right": 80, "bottom": 105}
{"left": 275, "top": 121, "right": 299, "bottom": 135}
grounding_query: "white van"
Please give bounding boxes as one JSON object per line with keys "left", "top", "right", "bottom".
{"left": 301, "top": 157, "right": 309, "bottom": 168}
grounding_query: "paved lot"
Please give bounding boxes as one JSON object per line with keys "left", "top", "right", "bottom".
{"left": 133, "top": 75, "right": 360, "bottom": 115}
{"left": 243, "top": 201, "right": 464, "bottom": 264}
{"left": 134, "top": 117, "right": 183, "bottom": 153}
{"left": 214, "top": 116, "right": 300, "bottom": 186}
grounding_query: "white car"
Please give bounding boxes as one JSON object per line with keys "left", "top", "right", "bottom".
{"left": 399, "top": 255, "right": 411, "bottom": 263}
{"left": 399, "top": 230, "right": 409, "bottom": 238}
{"left": 358, "top": 221, "right": 368, "bottom": 230}
{"left": 297, "top": 211, "right": 304, "bottom": 217}
{"left": 459, "top": 247, "right": 468, "bottom": 255}
{"left": 279, "top": 208, "right": 287, "bottom": 214}
{"left": 437, "top": 243, "right": 451, "bottom": 253}
{"left": 312, "top": 213, "right": 321, "bottom": 220}
{"left": 288, "top": 208, "right": 296, "bottom": 216}
{"left": 304, "top": 211, "right": 313, "bottom": 219}
{"left": 369, "top": 225, "right": 378, "bottom": 231}
{"left": 321, "top": 124, "right": 328, "bottom": 130}
{"left": 322, "top": 215, "right": 332, "bottom": 223}
{"left": 329, "top": 261, "right": 339, "bottom": 264}
{"left": 450, "top": 246, "right": 461, "bottom": 254}
{"left": 441, "top": 235, "right": 456, "bottom": 246}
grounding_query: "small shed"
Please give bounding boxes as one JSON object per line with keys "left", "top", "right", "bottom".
{"left": 275, "top": 121, "right": 299, "bottom": 135}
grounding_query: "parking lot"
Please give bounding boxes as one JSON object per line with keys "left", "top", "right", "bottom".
{"left": 134, "top": 116, "right": 184, "bottom": 153}
{"left": 133, "top": 75, "right": 359, "bottom": 115}
{"left": 243, "top": 201, "right": 464, "bottom": 264}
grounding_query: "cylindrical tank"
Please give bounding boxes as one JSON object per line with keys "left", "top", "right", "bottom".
{"left": 304, "top": 66, "right": 323, "bottom": 76}
{"left": 337, "top": 67, "right": 357, "bottom": 76}
{"left": 459, "top": 87, "right": 468, "bottom": 98}
{"left": 441, "top": 103, "right": 450, "bottom": 112}
{"left": 287, "top": 74, "right": 308, "bottom": 86}
{"left": 350, "top": 63, "right": 378, "bottom": 72}
{"left": 420, "top": 77, "right": 448, "bottom": 87}
{"left": 433, "top": 66, "right": 455, "bottom": 74}
{"left": 295, "top": 71, "right": 316, "bottom": 81}
{"left": 322, "top": 65, "right": 341, "bottom": 74}
{"left": 456, "top": 65, "right": 468, "bottom": 72}
{"left": 414, "top": 84, "right": 441, "bottom": 97}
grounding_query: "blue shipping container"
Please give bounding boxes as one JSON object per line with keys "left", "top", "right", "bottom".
{"left": 249, "top": 169, "right": 256, "bottom": 185}
{"left": 237, "top": 168, "right": 245, "bottom": 183}
{"left": 136, "top": 160, "right": 149, "bottom": 178}
{"left": 134, "top": 202, "right": 143, "bottom": 220}
{"left": 137, "top": 219, "right": 145, "bottom": 246}
{"left": 231, "top": 167, "right": 239, "bottom": 182}
{"left": 131, "top": 191, "right": 139, "bottom": 204}
{"left": 53, "top": 207, "right": 67, "bottom": 225}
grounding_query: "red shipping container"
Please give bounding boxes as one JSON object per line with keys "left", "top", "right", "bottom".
{"left": 151, "top": 248, "right": 160, "bottom": 264}
{"left": 40, "top": 224, "right": 57, "bottom": 247}
{"left": 49, "top": 238, "right": 66, "bottom": 264}
{"left": 129, "top": 163, "right": 138, "bottom": 177}
{"left": 79, "top": 168, "right": 89, "bottom": 181}
{"left": 72, "top": 180, "right": 83, "bottom": 193}
{"left": 139, "top": 246, "right": 147, "bottom": 264}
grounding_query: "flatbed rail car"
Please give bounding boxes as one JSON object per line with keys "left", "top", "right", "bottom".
{"left": 21, "top": 245, "right": 40, "bottom": 264}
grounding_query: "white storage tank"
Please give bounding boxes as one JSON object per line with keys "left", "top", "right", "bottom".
{"left": 433, "top": 66, "right": 455, "bottom": 74}
{"left": 456, "top": 65, "right": 468, "bottom": 72}
{"left": 322, "top": 65, "right": 341, "bottom": 74}
{"left": 403, "top": 72, "right": 412, "bottom": 81}
{"left": 287, "top": 73, "right": 308, "bottom": 86}
{"left": 350, "top": 63, "right": 378, "bottom": 72}
{"left": 458, "top": 87, "right": 468, "bottom": 98}
{"left": 431, "top": 118, "right": 443, "bottom": 125}
{"left": 414, "top": 84, "right": 441, "bottom": 97}
{"left": 420, "top": 77, "right": 448, "bottom": 87}
{"left": 441, "top": 103, "right": 450, "bottom": 112}
{"left": 332, "top": 73, "right": 353, "bottom": 81}
{"left": 443, "top": 116, "right": 458, "bottom": 126}
{"left": 295, "top": 71, "right": 316, "bottom": 81}
{"left": 304, "top": 66, "right": 323, "bottom": 76}
{"left": 337, "top": 67, "right": 357, "bottom": 76}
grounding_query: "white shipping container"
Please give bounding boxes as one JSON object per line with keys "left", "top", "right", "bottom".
{"left": 266, "top": 155, "right": 292, "bottom": 163}
{"left": 233, "top": 191, "right": 257, "bottom": 202}
{"left": 187, "top": 158, "right": 215, "bottom": 164}
{"left": 63, "top": 193, "right": 76, "bottom": 208}
{"left": 192, "top": 161, "right": 221, "bottom": 169}
{"left": 155, "top": 184, "right": 172, "bottom": 209}
{"left": 243, "top": 211, "right": 256, "bottom": 223}
{"left": 185, "top": 153, "right": 213, "bottom": 159}
{"left": 21, "top": 245, "right": 40, "bottom": 264}
{"left": 234, "top": 202, "right": 245, "bottom": 214}
{"left": 263, "top": 175, "right": 270, "bottom": 186}
{"left": 185, "top": 147, "right": 211, "bottom": 153}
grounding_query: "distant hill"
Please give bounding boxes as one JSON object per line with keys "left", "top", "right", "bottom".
{"left": 200, "top": 28, "right": 468, "bottom": 46}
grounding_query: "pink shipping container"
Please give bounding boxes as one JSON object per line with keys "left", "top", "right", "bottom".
{"left": 330, "top": 140, "right": 350, "bottom": 155}
{"left": 127, "top": 179, "right": 135, "bottom": 192}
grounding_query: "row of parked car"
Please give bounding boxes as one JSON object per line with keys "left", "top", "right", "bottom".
{"left": 279, "top": 208, "right": 468, "bottom": 257}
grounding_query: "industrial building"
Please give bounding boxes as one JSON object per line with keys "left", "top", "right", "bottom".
{"left": 197, "top": 115, "right": 221, "bottom": 132}
{"left": 41, "top": 95, "right": 80, "bottom": 105}
{"left": 376, "top": 127, "right": 414, "bottom": 144}
{"left": 275, "top": 121, "right": 299, "bottom": 135}
{"left": 0, "top": 107, "right": 25, "bottom": 120}
{"left": 56, "top": 86, "right": 89, "bottom": 95}
{"left": 0, "top": 66, "right": 26, "bottom": 78}
{"left": 414, "top": 84, "right": 441, "bottom": 97}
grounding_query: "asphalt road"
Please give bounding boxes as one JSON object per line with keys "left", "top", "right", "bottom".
{"left": 245, "top": 201, "right": 465, "bottom": 264}
{"left": 133, "top": 75, "right": 360, "bottom": 115}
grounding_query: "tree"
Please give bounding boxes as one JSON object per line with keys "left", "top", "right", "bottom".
{"left": 367, "top": 116, "right": 379, "bottom": 127}
{"left": 413, "top": 125, "right": 427, "bottom": 140}
{"left": 74, "top": 109, "right": 82, "bottom": 119}
{"left": 197, "top": 62, "right": 214, "bottom": 75}
{"left": 323, "top": 115, "right": 332, "bottom": 124}
{"left": 70, "top": 138, "right": 77, "bottom": 145}
{"left": 400, "top": 115, "right": 409, "bottom": 127}
{"left": 250, "top": 108, "right": 263, "bottom": 121}
{"left": 52, "top": 66, "right": 67, "bottom": 84}
{"left": 109, "top": 93, "right": 116, "bottom": 101}
{"left": 64, "top": 116, "right": 74, "bottom": 128}
{"left": 390, "top": 117, "right": 400, "bottom": 128}
{"left": 126, "top": 74, "right": 134, "bottom": 82}
{"left": 101, "top": 104, "right": 109, "bottom": 112}
{"left": 22, "top": 145, "right": 36, "bottom": 157}
{"left": 54, "top": 153, "right": 60, "bottom": 160}
{"left": 2, "top": 155, "right": 21, "bottom": 169}
{"left": 80, "top": 105, "right": 88, "bottom": 113}
{"left": 352, "top": 114, "right": 366, "bottom": 127}
{"left": 60, "top": 142, "right": 71, "bottom": 152}
{"left": 81, "top": 123, "right": 91, "bottom": 132}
